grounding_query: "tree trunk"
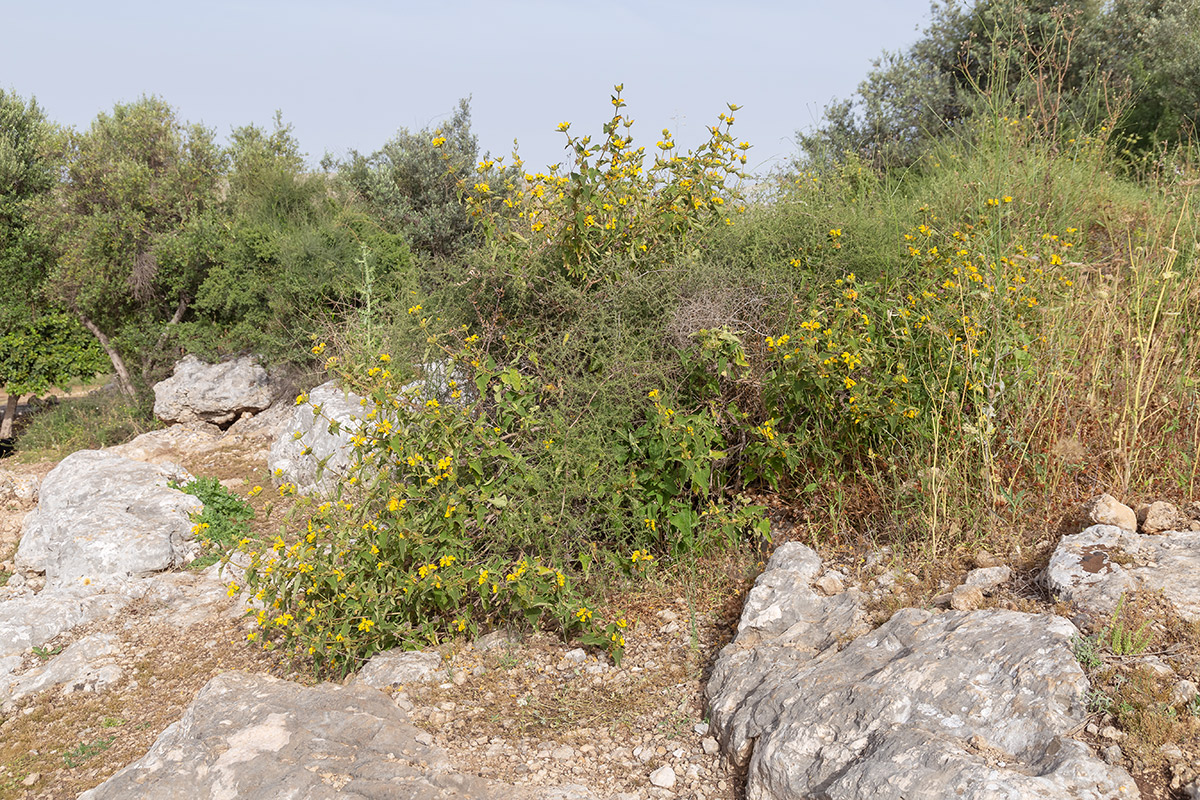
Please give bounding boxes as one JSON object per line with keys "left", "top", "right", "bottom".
{"left": 0, "top": 392, "right": 18, "bottom": 440}
{"left": 144, "top": 296, "right": 190, "bottom": 377}
{"left": 78, "top": 314, "right": 137, "bottom": 398}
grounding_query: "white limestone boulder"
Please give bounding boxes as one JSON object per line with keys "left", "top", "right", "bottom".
{"left": 79, "top": 671, "right": 516, "bottom": 800}
{"left": 14, "top": 450, "right": 202, "bottom": 587}
{"left": 706, "top": 542, "right": 1137, "bottom": 799}
{"left": 267, "top": 380, "right": 371, "bottom": 495}
{"left": 153, "top": 354, "right": 273, "bottom": 426}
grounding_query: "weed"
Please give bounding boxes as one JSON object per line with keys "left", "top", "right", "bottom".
{"left": 1072, "top": 634, "right": 1103, "bottom": 671}
{"left": 1106, "top": 595, "right": 1154, "bottom": 657}
{"left": 1087, "top": 687, "right": 1114, "bottom": 715}
{"left": 172, "top": 476, "right": 254, "bottom": 566}
{"left": 62, "top": 736, "right": 115, "bottom": 769}
{"left": 32, "top": 645, "right": 63, "bottom": 662}
{"left": 655, "top": 709, "right": 692, "bottom": 739}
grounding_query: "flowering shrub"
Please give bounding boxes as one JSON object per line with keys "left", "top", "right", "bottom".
{"left": 733, "top": 197, "right": 1083, "bottom": 482}
{"left": 465, "top": 85, "right": 750, "bottom": 283}
{"left": 236, "top": 336, "right": 629, "bottom": 676}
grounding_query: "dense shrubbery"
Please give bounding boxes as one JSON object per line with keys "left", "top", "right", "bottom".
{"left": 7, "top": 7, "right": 1200, "bottom": 682}
{"left": 227, "top": 71, "right": 1200, "bottom": 674}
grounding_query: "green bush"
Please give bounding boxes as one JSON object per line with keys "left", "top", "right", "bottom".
{"left": 336, "top": 98, "right": 484, "bottom": 259}
{"left": 238, "top": 338, "right": 631, "bottom": 676}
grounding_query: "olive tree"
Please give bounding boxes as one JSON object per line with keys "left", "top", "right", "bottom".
{"left": 0, "top": 89, "right": 105, "bottom": 435}
{"left": 41, "top": 96, "right": 225, "bottom": 397}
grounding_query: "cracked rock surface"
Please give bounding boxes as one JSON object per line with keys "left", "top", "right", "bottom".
{"left": 706, "top": 542, "right": 1138, "bottom": 799}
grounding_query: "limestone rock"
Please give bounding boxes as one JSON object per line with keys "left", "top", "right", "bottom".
{"left": 354, "top": 649, "right": 443, "bottom": 689}
{"left": 1137, "top": 501, "right": 1187, "bottom": 535}
{"left": 1047, "top": 524, "right": 1200, "bottom": 621}
{"left": 0, "top": 632, "right": 122, "bottom": 707}
{"left": 706, "top": 542, "right": 869, "bottom": 765}
{"left": 78, "top": 671, "right": 512, "bottom": 800}
{"left": 648, "top": 765, "right": 676, "bottom": 788}
{"left": 951, "top": 583, "right": 985, "bottom": 610}
{"left": 0, "top": 471, "right": 39, "bottom": 505}
{"left": 965, "top": 565, "right": 1011, "bottom": 594}
{"left": 730, "top": 542, "right": 867, "bottom": 649}
{"left": 224, "top": 400, "right": 294, "bottom": 442}
{"left": 707, "top": 606, "right": 1137, "bottom": 799}
{"left": 0, "top": 582, "right": 145, "bottom": 662}
{"left": 14, "top": 450, "right": 201, "bottom": 587}
{"left": 267, "top": 380, "right": 370, "bottom": 495}
{"left": 1085, "top": 493, "right": 1138, "bottom": 533}
{"left": 106, "top": 422, "right": 224, "bottom": 464}
{"left": 814, "top": 573, "right": 844, "bottom": 596}
{"left": 1170, "top": 679, "right": 1198, "bottom": 706}
{"left": 153, "top": 354, "right": 273, "bottom": 426}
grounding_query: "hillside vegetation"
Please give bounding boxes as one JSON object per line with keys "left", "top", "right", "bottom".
{"left": 3, "top": 1, "right": 1199, "bottom": 679}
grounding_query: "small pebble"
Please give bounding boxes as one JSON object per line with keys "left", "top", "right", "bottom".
{"left": 649, "top": 765, "right": 677, "bottom": 788}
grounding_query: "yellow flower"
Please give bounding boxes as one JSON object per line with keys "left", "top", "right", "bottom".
{"left": 432, "top": 136, "right": 446, "bottom": 147}
{"left": 311, "top": 342, "right": 326, "bottom": 355}
{"left": 557, "top": 121, "right": 570, "bottom": 132}
{"left": 358, "top": 618, "right": 375, "bottom": 632}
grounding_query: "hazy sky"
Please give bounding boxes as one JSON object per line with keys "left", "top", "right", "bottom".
{"left": 2, "top": 0, "right": 933, "bottom": 175}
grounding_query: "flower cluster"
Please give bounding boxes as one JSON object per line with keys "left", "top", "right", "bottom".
{"left": 464, "top": 86, "right": 750, "bottom": 282}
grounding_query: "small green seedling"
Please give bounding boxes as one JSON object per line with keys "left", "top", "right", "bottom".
{"left": 63, "top": 736, "right": 115, "bottom": 768}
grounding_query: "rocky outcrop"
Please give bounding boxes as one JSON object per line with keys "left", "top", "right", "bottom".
{"left": 78, "top": 671, "right": 516, "bottom": 800}
{"left": 0, "top": 632, "right": 122, "bottom": 708}
{"left": 706, "top": 543, "right": 1137, "bottom": 799}
{"left": 153, "top": 354, "right": 274, "bottom": 426}
{"left": 14, "top": 450, "right": 201, "bottom": 587}
{"left": 0, "top": 582, "right": 144, "bottom": 679}
{"left": 267, "top": 380, "right": 370, "bottom": 494}
{"left": 1047, "top": 523, "right": 1200, "bottom": 622}
{"left": 106, "top": 422, "right": 224, "bottom": 464}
